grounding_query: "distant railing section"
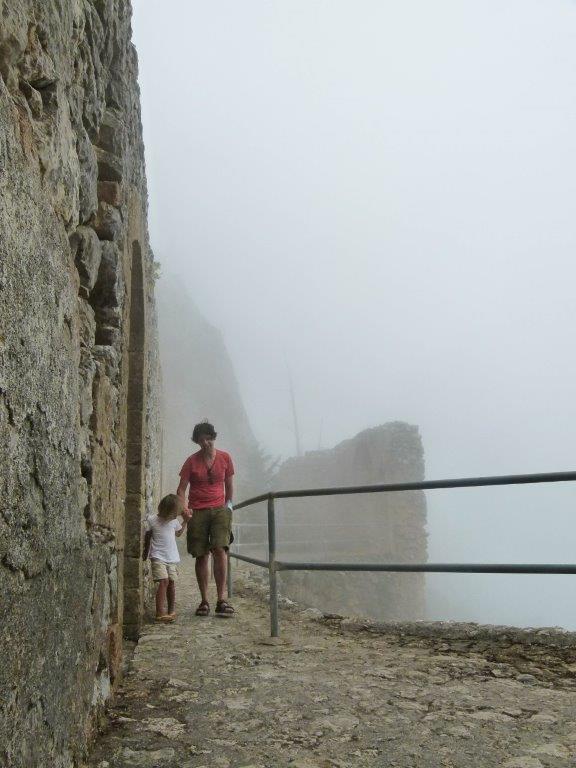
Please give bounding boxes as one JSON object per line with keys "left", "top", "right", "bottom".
{"left": 228, "top": 471, "right": 576, "bottom": 636}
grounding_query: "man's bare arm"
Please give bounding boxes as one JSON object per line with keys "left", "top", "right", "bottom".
{"left": 175, "top": 518, "right": 188, "bottom": 538}
{"left": 176, "top": 476, "right": 188, "bottom": 509}
{"left": 224, "top": 476, "right": 233, "bottom": 506}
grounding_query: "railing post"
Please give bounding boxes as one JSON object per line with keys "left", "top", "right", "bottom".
{"left": 267, "top": 494, "right": 279, "bottom": 637}
{"left": 227, "top": 550, "right": 232, "bottom": 599}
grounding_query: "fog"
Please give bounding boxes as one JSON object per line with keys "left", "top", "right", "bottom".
{"left": 131, "top": 1, "right": 576, "bottom": 629}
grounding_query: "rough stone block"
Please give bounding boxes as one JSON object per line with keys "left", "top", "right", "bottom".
{"left": 93, "top": 200, "right": 123, "bottom": 241}
{"left": 76, "top": 127, "right": 98, "bottom": 223}
{"left": 69, "top": 226, "right": 102, "bottom": 292}
{"left": 96, "top": 109, "right": 126, "bottom": 155}
{"left": 97, "top": 180, "right": 122, "bottom": 207}
{"left": 126, "top": 462, "right": 143, "bottom": 496}
{"left": 90, "top": 367, "right": 120, "bottom": 455}
{"left": 79, "top": 358, "right": 96, "bottom": 428}
{"left": 124, "top": 583, "right": 143, "bottom": 622}
{"left": 128, "top": 353, "right": 145, "bottom": 379}
{"left": 96, "top": 306, "right": 122, "bottom": 329}
{"left": 93, "top": 345, "right": 120, "bottom": 382}
{"left": 19, "top": 79, "right": 43, "bottom": 118}
{"left": 95, "top": 324, "right": 120, "bottom": 347}
{"left": 123, "top": 622, "right": 141, "bottom": 642}
{"left": 126, "top": 440, "right": 144, "bottom": 466}
{"left": 91, "top": 241, "right": 124, "bottom": 310}
{"left": 78, "top": 298, "right": 96, "bottom": 349}
{"left": 106, "top": 622, "right": 123, "bottom": 684}
{"left": 95, "top": 146, "right": 123, "bottom": 182}
{"left": 124, "top": 493, "right": 144, "bottom": 528}
{"left": 124, "top": 531, "right": 143, "bottom": 559}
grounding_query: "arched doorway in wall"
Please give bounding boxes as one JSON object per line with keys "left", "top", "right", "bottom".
{"left": 122, "top": 240, "right": 146, "bottom": 641}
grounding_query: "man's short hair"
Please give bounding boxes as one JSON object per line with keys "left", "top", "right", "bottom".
{"left": 192, "top": 420, "right": 217, "bottom": 444}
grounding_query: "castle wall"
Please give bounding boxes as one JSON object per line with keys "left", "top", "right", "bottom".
{"left": 0, "top": 2, "right": 160, "bottom": 765}
{"left": 270, "top": 423, "right": 427, "bottom": 621}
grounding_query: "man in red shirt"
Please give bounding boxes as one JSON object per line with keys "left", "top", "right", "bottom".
{"left": 177, "top": 421, "right": 235, "bottom": 616}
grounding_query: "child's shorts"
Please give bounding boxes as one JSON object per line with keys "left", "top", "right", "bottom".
{"left": 151, "top": 559, "right": 178, "bottom": 581}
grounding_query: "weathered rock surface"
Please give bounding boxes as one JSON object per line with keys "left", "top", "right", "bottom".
{"left": 0, "top": 1, "right": 160, "bottom": 765}
{"left": 263, "top": 423, "right": 427, "bottom": 621}
{"left": 86, "top": 558, "right": 576, "bottom": 768}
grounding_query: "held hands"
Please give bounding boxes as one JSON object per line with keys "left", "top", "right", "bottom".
{"left": 181, "top": 508, "right": 193, "bottom": 522}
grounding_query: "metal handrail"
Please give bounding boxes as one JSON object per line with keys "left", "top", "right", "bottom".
{"left": 228, "top": 470, "right": 576, "bottom": 636}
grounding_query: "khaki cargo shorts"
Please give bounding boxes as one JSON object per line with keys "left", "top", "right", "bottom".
{"left": 150, "top": 559, "right": 178, "bottom": 581}
{"left": 187, "top": 506, "right": 232, "bottom": 558}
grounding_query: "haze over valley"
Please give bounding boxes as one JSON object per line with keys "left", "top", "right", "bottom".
{"left": 135, "top": 0, "right": 576, "bottom": 630}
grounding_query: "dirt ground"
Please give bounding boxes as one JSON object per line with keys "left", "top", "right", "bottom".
{"left": 86, "top": 556, "right": 576, "bottom": 768}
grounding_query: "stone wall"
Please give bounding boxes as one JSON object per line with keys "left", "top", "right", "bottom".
{"left": 264, "top": 423, "right": 427, "bottom": 621}
{"left": 0, "top": 2, "right": 160, "bottom": 766}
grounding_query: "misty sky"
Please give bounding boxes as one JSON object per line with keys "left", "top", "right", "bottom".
{"left": 131, "top": 1, "right": 576, "bottom": 628}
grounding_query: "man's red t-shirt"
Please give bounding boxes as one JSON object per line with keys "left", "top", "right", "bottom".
{"left": 179, "top": 450, "right": 234, "bottom": 509}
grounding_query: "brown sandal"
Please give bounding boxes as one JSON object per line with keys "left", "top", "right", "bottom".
{"left": 215, "top": 600, "right": 235, "bottom": 617}
{"left": 155, "top": 614, "right": 175, "bottom": 623}
{"left": 195, "top": 601, "right": 210, "bottom": 616}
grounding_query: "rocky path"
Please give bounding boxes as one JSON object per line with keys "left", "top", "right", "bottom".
{"left": 87, "top": 558, "right": 576, "bottom": 768}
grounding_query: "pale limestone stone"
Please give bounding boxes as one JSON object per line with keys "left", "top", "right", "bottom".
{"left": 314, "top": 714, "right": 360, "bottom": 732}
{"left": 502, "top": 759, "right": 544, "bottom": 768}
{"left": 120, "top": 748, "right": 176, "bottom": 766}
{"left": 167, "top": 677, "right": 193, "bottom": 688}
{"left": 529, "top": 743, "right": 570, "bottom": 758}
{"left": 142, "top": 717, "right": 186, "bottom": 739}
{"left": 528, "top": 712, "right": 558, "bottom": 724}
{"left": 469, "top": 710, "right": 514, "bottom": 723}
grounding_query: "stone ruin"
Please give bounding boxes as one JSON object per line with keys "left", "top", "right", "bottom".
{"left": 265, "top": 423, "right": 428, "bottom": 621}
{"left": 0, "top": 1, "right": 160, "bottom": 765}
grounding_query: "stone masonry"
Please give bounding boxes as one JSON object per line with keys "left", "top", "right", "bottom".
{"left": 249, "top": 423, "right": 427, "bottom": 621}
{"left": 0, "top": 2, "right": 160, "bottom": 766}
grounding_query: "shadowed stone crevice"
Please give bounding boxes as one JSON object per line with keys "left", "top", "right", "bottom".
{"left": 122, "top": 240, "right": 146, "bottom": 642}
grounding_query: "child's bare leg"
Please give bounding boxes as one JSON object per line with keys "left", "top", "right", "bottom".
{"left": 155, "top": 578, "right": 168, "bottom": 616}
{"left": 167, "top": 579, "right": 176, "bottom": 615}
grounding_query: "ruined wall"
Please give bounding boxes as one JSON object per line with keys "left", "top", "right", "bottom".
{"left": 0, "top": 2, "right": 160, "bottom": 766}
{"left": 265, "top": 423, "right": 427, "bottom": 621}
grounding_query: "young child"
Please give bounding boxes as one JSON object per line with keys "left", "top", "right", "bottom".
{"left": 143, "top": 494, "right": 190, "bottom": 622}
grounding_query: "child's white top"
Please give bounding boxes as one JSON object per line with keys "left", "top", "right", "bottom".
{"left": 145, "top": 514, "right": 182, "bottom": 563}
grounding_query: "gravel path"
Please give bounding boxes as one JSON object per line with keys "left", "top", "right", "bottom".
{"left": 86, "top": 557, "right": 576, "bottom": 768}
